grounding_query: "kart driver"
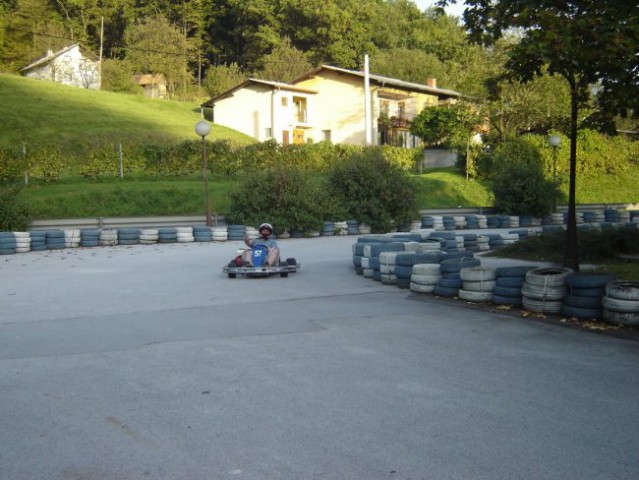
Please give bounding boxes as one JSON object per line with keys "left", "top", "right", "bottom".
{"left": 242, "top": 222, "right": 280, "bottom": 266}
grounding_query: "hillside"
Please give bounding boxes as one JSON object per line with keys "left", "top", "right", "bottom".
{"left": 0, "top": 74, "right": 253, "bottom": 153}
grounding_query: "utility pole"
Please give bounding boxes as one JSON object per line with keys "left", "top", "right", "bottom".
{"left": 364, "top": 54, "right": 372, "bottom": 145}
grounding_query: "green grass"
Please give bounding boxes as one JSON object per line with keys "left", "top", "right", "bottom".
{"left": 0, "top": 73, "right": 254, "bottom": 153}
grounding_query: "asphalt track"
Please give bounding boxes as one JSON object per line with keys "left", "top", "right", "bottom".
{"left": 1, "top": 235, "right": 638, "bottom": 480}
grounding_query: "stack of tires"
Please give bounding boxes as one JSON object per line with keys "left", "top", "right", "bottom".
{"left": 46, "top": 230, "right": 65, "bottom": 250}
{"left": 117, "top": 228, "right": 140, "bottom": 245}
{"left": 212, "top": 226, "right": 228, "bottom": 242}
{"left": 361, "top": 242, "right": 406, "bottom": 280}
{"left": 492, "top": 266, "right": 535, "bottom": 307}
{"left": 245, "top": 226, "right": 259, "bottom": 239}
{"left": 64, "top": 229, "right": 81, "bottom": 248}
{"left": 442, "top": 216, "right": 456, "bottom": 230}
{"left": 602, "top": 281, "right": 639, "bottom": 326}
{"left": 139, "top": 228, "right": 159, "bottom": 245}
{"left": 352, "top": 242, "right": 366, "bottom": 275}
{"left": 476, "top": 235, "right": 490, "bottom": 252}
{"left": 15, "top": 232, "right": 31, "bottom": 253}
{"left": 459, "top": 266, "right": 496, "bottom": 303}
{"left": 358, "top": 224, "right": 371, "bottom": 235}
{"left": 99, "top": 229, "right": 118, "bottom": 246}
{"left": 562, "top": 272, "right": 615, "bottom": 320}
{"left": 321, "top": 221, "right": 335, "bottom": 237}
{"left": 395, "top": 251, "right": 443, "bottom": 289}
{"left": 30, "top": 231, "right": 47, "bottom": 251}
{"left": 410, "top": 263, "right": 441, "bottom": 294}
{"left": 176, "top": 227, "right": 194, "bottom": 243}
{"left": 80, "top": 228, "right": 100, "bottom": 247}
{"left": 227, "top": 225, "right": 246, "bottom": 241}
{"left": 434, "top": 256, "right": 481, "bottom": 298}
{"left": 346, "top": 220, "right": 359, "bottom": 235}
{"left": 462, "top": 234, "right": 479, "bottom": 252}
{"left": 158, "top": 227, "right": 177, "bottom": 243}
{"left": 522, "top": 267, "right": 572, "bottom": 314}
{"left": 334, "top": 221, "right": 348, "bottom": 236}
{"left": 422, "top": 215, "right": 444, "bottom": 230}
{"left": 193, "top": 226, "right": 213, "bottom": 242}
{"left": 0, "top": 232, "right": 17, "bottom": 255}
{"left": 379, "top": 251, "right": 400, "bottom": 285}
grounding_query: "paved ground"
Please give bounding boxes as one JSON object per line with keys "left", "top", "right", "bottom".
{"left": 1, "top": 235, "right": 638, "bottom": 480}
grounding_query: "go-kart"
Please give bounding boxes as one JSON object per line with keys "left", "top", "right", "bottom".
{"left": 223, "top": 244, "right": 300, "bottom": 279}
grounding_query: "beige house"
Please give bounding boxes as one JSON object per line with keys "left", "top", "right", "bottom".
{"left": 202, "top": 79, "right": 317, "bottom": 143}
{"left": 22, "top": 44, "right": 100, "bottom": 90}
{"left": 134, "top": 73, "right": 168, "bottom": 99}
{"left": 202, "top": 65, "right": 462, "bottom": 147}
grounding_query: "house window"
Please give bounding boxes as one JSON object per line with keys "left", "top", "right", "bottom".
{"left": 281, "top": 97, "right": 288, "bottom": 107}
{"left": 323, "top": 130, "right": 332, "bottom": 142}
{"left": 380, "top": 100, "right": 390, "bottom": 116}
{"left": 293, "top": 129, "right": 305, "bottom": 144}
{"left": 398, "top": 101, "right": 406, "bottom": 119}
{"left": 293, "top": 96, "right": 307, "bottom": 123}
{"left": 265, "top": 128, "right": 272, "bottom": 138}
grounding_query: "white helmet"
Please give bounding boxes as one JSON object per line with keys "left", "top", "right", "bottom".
{"left": 259, "top": 223, "right": 273, "bottom": 234}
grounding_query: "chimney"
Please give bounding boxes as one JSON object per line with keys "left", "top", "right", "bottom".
{"left": 426, "top": 78, "right": 437, "bottom": 88}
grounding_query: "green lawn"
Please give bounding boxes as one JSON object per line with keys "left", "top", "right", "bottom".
{"left": 0, "top": 73, "right": 253, "bottom": 154}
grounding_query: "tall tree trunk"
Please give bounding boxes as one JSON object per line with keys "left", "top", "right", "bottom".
{"left": 563, "top": 78, "right": 579, "bottom": 271}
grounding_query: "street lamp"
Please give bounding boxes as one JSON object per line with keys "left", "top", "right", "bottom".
{"left": 195, "top": 120, "right": 212, "bottom": 227}
{"left": 548, "top": 134, "right": 561, "bottom": 211}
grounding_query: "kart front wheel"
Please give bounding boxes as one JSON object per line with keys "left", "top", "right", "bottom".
{"left": 280, "top": 272, "right": 289, "bottom": 278}
{"left": 228, "top": 273, "right": 236, "bottom": 279}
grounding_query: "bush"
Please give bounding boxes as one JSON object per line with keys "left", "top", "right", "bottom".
{"left": 226, "top": 167, "right": 337, "bottom": 234}
{"left": 0, "top": 147, "right": 29, "bottom": 182}
{"left": 30, "top": 146, "right": 65, "bottom": 181}
{"left": 491, "top": 137, "right": 557, "bottom": 217}
{"left": 327, "top": 149, "right": 419, "bottom": 233}
{"left": 0, "top": 183, "right": 31, "bottom": 231}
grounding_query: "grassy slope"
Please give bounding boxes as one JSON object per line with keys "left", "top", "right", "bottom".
{"left": 0, "top": 73, "right": 253, "bottom": 152}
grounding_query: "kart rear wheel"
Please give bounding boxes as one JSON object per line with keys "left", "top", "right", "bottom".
{"left": 280, "top": 272, "right": 289, "bottom": 278}
{"left": 228, "top": 273, "right": 236, "bottom": 279}
{"left": 286, "top": 258, "right": 297, "bottom": 266}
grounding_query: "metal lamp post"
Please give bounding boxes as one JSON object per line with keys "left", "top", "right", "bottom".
{"left": 195, "top": 120, "right": 212, "bottom": 227}
{"left": 548, "top": 134, "right": 561, "bottom": 211}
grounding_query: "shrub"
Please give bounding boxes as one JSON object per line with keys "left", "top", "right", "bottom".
{"left": 0, "top": 183, "right": 31, "bottom": 231}
{"left": 327, "top": 149, "right": 419, "bottom": 233}
{"left": 491, "top": 137, "right": 557, "bottom": 217}
{"left": 30, "top": 147, "right": 65, "bottom": 181}
{"left": 0, "top": 147, "right": 29, "bottom": 182}
{"left": 226, "top": 167, "right": 337, "bottom": 234}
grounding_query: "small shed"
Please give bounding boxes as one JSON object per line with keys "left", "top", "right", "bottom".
{"left": 134, "top": 74, "right": 168, "bottom": 99}
{"left": 22, "top": 44, "right": 100, "bottom": 90}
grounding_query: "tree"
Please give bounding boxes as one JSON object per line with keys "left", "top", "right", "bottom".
{"left": 442, "top": 0, "right": 639, "bottom": 271}
{"left": 124, "top": 14, "right": 193, "bottom": 96}
{"left": 254, "top": 37, "right": 312, "bottom": 83}
{"left": 202, "top": 62, "right": 246, "bottom": 98}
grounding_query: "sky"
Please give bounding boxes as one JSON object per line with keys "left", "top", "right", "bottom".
{"left": 412, "top": 0, "right": 466, "bottom": 18}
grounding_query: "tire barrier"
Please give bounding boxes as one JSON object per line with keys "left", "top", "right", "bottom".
{"left": 562, "top": 272, "right": 616, "bottom": 320}
{"left": 117, "top": 227, "right": 140, "bottom": 246}
{"left": 602, "top": 281, "right": 639, "bottom": 326}
{"left": 64, "top": 228, "right": 81, "bottom": 248}
{"left": 176, "top": 227, "right": 194, "bottom": 243}
{"left": 45, "top": 229, "right": 65, "bottom": 250}
{"left": 227, "top": 225, "right": 246, "bottom": 241}
{"left": 0, "top": 232, "right": 17, "bottom": 255}
{"left": 193, "top": 225, "right": 213, "bottom": 242}
{"left": 158, "top": 227, "right": 177, "bottom": 244}
{"left": 99, "top": 228, "right": 118, "bottom": 246}
{"left": 14, "top": 232, "right": 31, "bottom": 253}
{"left": 211, "top": 226, "right": 228, "bottom": 242}
{"left": 30, "top": 231, "right": 47, "bottom": 251}
{"left": 139, "top": 228, "right": 159, "bottom": 245}
{"left": 492, "top": 266, "right": 536, "bottom": 307}
{"left": 346, "top": 220, "right": 359, "bottom": 235}
{"left": 80, "top": 228, "right": 100, "bottom": 248}
{"left": 522, "top": 267, "right": 573, "bottom": 314}
{"left": 459, "top": 267, "right": 496, "bottom": 302}
{"left": 321, "top": 221, "right": 335, "bottom": 236}
{"left": 358, "top": 223, "right": 371, "bottom": 235}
